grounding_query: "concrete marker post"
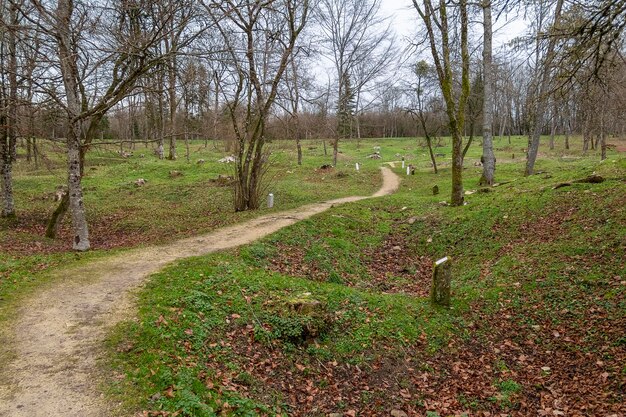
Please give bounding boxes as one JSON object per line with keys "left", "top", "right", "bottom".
{"left": 431, "top": 256, "right": 451, "bottom": 307}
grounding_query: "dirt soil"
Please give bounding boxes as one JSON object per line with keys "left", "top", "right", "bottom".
{"left": 0, "top": 168, "right": 400, "bottom": 417}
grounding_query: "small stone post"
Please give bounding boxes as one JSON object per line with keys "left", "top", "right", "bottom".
{"left": 402, "top": 157, "right": 405, "bottom": 169}
{"left": 431, "top": 257, "right": 451, "bottom": 307}
{"left": 267, "top": 193, "right": 274, "bottom": 208}
{"left": 355, "top": 162, "right": 360, "bottom": 171}
{"left": 432, "top": 185, "right": 439, "bottom": 195}
{"left": 406, "top": 166, "right": 410, "bottom": 176}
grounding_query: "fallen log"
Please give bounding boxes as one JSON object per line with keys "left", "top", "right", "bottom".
{"left": 553, "top": 175, "right": 605, "bottom": 190}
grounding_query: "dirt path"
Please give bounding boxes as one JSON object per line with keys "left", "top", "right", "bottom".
{"left": 0, "top": 168, "right": 400, "bottom": 417}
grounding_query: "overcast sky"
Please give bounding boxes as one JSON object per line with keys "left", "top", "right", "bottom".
{"left": 378, "top": 0, "right": 527, "bottom": 48}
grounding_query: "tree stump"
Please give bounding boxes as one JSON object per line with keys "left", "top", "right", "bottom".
{"left": 431, "top": 257, "right": 451, "bottom": 307}
{"left": 432, "top": 185, "right": 439, "bottom": 195}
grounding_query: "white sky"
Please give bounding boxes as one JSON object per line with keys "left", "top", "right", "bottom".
{"left": 379, "top": 0, "right": 527, "bottom": 48}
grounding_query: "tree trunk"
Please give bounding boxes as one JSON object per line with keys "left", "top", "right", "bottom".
{"left": 33, "top": 138, "right": 39, "bottom": 168}
{"left": 333, "top": 139, "right": 338, "bottom": 166}
{"left": 27, "top": 138, "right": 32, "bottom": 163}
{"left": 425, "top": 136, "right": 438, "bottom": 174}
{"left": 66, "top": 122, "right": 90, "bottom": 251}
{"left": 157, "top": 73, "right": 165, "bottom": 159}
{"left": 565, "top": 118, "right": 570, "bottom": 150}
{"left": 212, "top": 71, "right": 220, "bottom": 149}
{"left": 355, "top": 115, "right": 361, "bottom": 149}
{"left": 583, "top": 116, "right": 590, "bottom": 152}
{"left": 0, "top": 130, "right": 15, "bottom": 218}
{"left": 499, "top": 117, "right": 506, "bottom": 139}
{"left": 600, "top": 109, "right": 606, "bottom": 160}
{"left": 549, "top": 106, "right": 556, "bottom": 150}
{"left": 56, "top": 0, "right": 91, "bottom": 251}
{"left": 2, "top": 1, "right": 18, "bottom": 218}
{"left": 234, "top": 131, "right": 266, "bottom": 212}
{"left": 45, "top": 192, "right": 69, "bottom": 238}
{"left": 296, "top": 136, "right": 303, "bottom": 165}
{"left": 462, "top": 129, "right": 474, "bottom": 159}
{"left": 168, "top": 59, "right": 177, "bottom": 160}
{"left": 525, "top": 0, "right": 564, "bottom": 176}
{"left": 451, "top": 131, "right": 464, "bottom": 206}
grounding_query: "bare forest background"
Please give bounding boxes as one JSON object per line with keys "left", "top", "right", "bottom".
{"left": 1, "top": 0, "right": 625, "bottom": 250}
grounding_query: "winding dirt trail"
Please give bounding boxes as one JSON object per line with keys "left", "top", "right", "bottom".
{"left": 0, "top": 167, "right": 400, "bottom": 417}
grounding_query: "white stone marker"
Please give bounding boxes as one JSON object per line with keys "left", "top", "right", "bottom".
{"left": 268, "top": 193, "right": 274, "bottom": 208}
{"left": 406, "top": 166, "right": 410, "bottom": 176}
{"left": 431, "top": 256, "right": 451, "bottom": 307}
{"left": 402, "top": 160, "right": 405, "bottom": 169}
{"left": 355, "top": 163, "right": 360, "bottom": 171}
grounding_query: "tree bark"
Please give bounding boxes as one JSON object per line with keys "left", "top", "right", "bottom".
{"left": 1, "top": 0, "right": 18, "bottom": 218}
{"left": 155, "top": 71, "right": 166, "bottom": 159}
{"left": 167, "top": 48, "right": 177, "bottom": 160}
{"left": 600, "top": 106, "right": 606, "bottom": 160}
{"left": 45, "top": 192, "right": 69, "bottom": 238}
{"left": 56, "top": 0, "right": 90, "bottom": 251}
{"left": 425, "top": 136, "right": 438, "bottom": 174}
{"left": 549, "top": 105, "right": 556, "bottom": 150}
{"left": 27, "top": 138, "right": 32, "bottom": 163}
{"left": 296, "top": 135, "right": 303, "bottom": 165}
{"left": 462, "top": 129, "right": 473, "bottom": 159}
{"left": 451, "top": 130, "right": 464, "bottom": 206}
{"left": 479, "top": 0, "right": 496, "bottom": 186}
{"left": 564, "top": 118, "right": 570, "bottom": 150}
{"left": 0, "top": 122, "right": 15, "bottom": 217}
{"left": 583, "top": 116, "right": 590, "bottom": 152}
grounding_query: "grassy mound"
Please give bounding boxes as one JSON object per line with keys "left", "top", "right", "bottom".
{"left": 106, "top": 144, "right": 625, "bottom": 416}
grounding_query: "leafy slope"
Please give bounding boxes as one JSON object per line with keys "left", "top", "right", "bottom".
{"left": 107, "top": 152, "right": 626, "bottom": 416}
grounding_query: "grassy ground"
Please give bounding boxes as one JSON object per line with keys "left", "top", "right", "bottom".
{"left": 0, "top": 139, "right": 382, "bottom": 325}
{"left": 104, "top": 137, "right": 625, "bottom": 416}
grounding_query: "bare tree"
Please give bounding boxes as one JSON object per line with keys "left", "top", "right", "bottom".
{"left": 407, "top": 60, "right": 440, "bottom": 174}
{"left": 203, "top": 0, "right": 310, "bottom": 211}
{"left": 524, "top": 0, "right": 564, "bottom": 176}
{"left": 556, "top": 0, "right": 626, "bottom": 85}
{"left": 412, "top": 0, "right": 472, "bottom": 206}
{"left": 28, "top": 0, "right": 194, "bottom": 250}
{"left": 278, "top": 50, "right": 315, "bottom": 166}
{"left": 316, "top": 0, "right": 394, "bottom": 166}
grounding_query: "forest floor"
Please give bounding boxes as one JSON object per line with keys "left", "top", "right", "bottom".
{"left": 1, "top": 137, "right": 624, "bottom": 417}
{"left": 102, "top": 143, "right": 624, "bottom": 417}
{"left": 0, "top": 167, "right": 400, "bottom": 417}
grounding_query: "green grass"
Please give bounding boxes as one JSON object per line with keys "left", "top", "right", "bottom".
{"left": 0, "top": 139, "right": 385, "bottom": 325}
{"left": 102, "top": 136, "right": 625, "bottom": 415}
